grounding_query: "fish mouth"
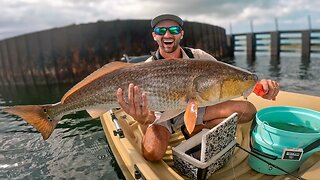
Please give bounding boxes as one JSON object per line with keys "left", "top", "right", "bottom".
{"left": 242, "top": 86, "right": 254, "bottom": 99}
{"left": 242, "top": 74, "right": 258, "bottom": 99}
{"left": 253, "top": 74, "right": 259, "bottom": 82}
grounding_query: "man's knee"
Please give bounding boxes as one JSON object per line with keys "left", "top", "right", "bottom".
{"left": 142, "top": 124, "right": 170, "bottom": 161}
{"left": 240, "top": 101, "right": 257, "bottom": 123}
{"left": 204, "top": 100, "right": 257, "bottom": 124}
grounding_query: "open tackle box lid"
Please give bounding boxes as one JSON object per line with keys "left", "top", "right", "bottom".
{"left": 172, "top": 113, "right": 238, "bottom": 179}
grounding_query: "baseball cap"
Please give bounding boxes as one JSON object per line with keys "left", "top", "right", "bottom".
{"left": 151, "top": 14, "right": 184, "bottom": 28}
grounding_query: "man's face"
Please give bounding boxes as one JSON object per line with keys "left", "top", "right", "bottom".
{"left": 152, "top": 20, "right": 184, "bottom": 53}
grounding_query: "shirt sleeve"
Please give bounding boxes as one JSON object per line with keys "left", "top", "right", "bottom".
{"left": 145, "top": 56, "right": 154, "bottom": 62}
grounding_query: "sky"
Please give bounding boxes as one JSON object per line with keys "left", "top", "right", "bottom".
{"left": 1, "top": 0, "right": 319, "bottom": 40}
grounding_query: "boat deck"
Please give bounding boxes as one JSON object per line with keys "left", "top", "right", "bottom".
{"left": 101, "top": 91, "right": 320, "bottom": 179}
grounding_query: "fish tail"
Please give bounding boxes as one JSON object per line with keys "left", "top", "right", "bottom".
{"left": 3, "top": 104, "right": 59, "bottom": 140}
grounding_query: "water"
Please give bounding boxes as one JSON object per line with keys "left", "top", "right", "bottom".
{"left": 227, "top": 53, "right": 320, "bottom": 97}
{"left": 0, "top": 84, "right": 125, "bottom": 179}
{"left": 0, "top": 54, "right": 320, "bottom": 179}
{"left": 267, "top": 122, "right": 319, "bottom": 133}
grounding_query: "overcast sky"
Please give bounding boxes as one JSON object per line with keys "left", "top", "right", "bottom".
{"left": 1, "top": 0, "right": 319, "bottom": 40}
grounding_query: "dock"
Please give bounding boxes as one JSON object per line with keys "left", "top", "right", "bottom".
{"left": 227, "top": 29, "right": 320, "bottom": 62}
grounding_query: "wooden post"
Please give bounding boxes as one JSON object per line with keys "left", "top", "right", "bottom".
{"left": 270, "top": 31, "right": 280, "bottom": 62}
{"left": 246, "top": 33, "right": 256, "bottom": 62}
{"left": 227, "top": 35, "right": 234, "bottom": 58}
{"left": 301, "top": 30, "right": 311, "bottom": 60}
{"left": 0, "top": 46, "right": 5, "bottom": 86}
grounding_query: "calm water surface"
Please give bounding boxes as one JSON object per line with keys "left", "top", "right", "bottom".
{"left": 230, "top": 53, "right": 320, "bottom": 97}
{"left": 0, "top": 54, "right": 319, "bottom": 179}
{"left": 0, "top": 84, "right": 124, "bottom": 179}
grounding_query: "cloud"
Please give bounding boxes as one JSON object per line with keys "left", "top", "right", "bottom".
{"left": 0, "top": 0, "right": 319, "bottom": 40}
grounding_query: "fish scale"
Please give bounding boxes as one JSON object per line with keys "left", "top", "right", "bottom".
{"left": 53, "top": 59, "right": 255, "bottom": 116}
{"left": 3, "top": 59, "right": 258, "bottom": 139}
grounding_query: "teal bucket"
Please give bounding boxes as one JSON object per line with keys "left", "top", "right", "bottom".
{"left": 248, "top": 106, "right": 320, "bottom": 175}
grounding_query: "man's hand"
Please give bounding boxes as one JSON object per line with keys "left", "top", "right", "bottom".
{"left": 256, "top": 79, "right": 280, "bottom": 100}
{"left": 116, "top": 83, "right": 155, "bottom": 124}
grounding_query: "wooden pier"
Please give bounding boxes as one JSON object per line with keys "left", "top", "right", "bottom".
{"left": 227, "top": 29, "right": 320, "bottom": 62}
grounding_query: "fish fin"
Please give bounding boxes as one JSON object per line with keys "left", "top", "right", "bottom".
{"left": 3, "top": 105, "right": 59, "bottom": 140}
{"left": 154, "top": 109, "right": 185, "bottom": 124}
{"left": 184, "top": 98, "right": 198, "bottom": 134}
{"left": 86, "top": 108, "right": 108, "bottom": 118}
{"left": 61, "top": 61, "right": 133, "bottom": 104}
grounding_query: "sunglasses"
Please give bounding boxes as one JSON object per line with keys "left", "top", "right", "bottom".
{"left": 154, "top": 26, "right": 182, "bottom": 35}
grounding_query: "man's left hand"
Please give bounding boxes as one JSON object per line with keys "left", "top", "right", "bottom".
{"left": 258, "top": 79, "right": 280, "bottom": 100}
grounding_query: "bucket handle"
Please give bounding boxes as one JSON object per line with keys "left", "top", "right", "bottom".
{"left": 259, "top": 121, "right": 276, "bottom": 148}
{"left": 260, "top": 121, "right": 320, "bottom": 152}
{"left": 250, "top": 118, "right": 320, "bottom": 160}
{"left": 250, "top": 119, "right": 279, "bottom": 160}
{"left": 250, "top": 137, "right": 320, "bottom": 160}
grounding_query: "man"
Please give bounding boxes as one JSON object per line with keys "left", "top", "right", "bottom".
{"left": 116, "top": 14, "right": 280, "bottom": 161}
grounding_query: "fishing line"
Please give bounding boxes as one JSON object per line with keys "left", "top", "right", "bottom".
{"left": 230, "top": 153, "right": 237, "bottom": 180}
{"left": 221, "top": 99, "right": 248, "bottom": 180}
{"left": 226, "top": 100, "right": 247, "bottom": 180}
{"left": 243, "top": 98, "right": 249, "bottom": 119}
{"left": 236, "top": 98, "right": 249, "bottom": 123}
{"left": 235, "top": 143, "right": 305, "bottom": 180}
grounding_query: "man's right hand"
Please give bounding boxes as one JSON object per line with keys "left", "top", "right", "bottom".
{"left": 116, "top": 83, "right": 155, "bottom": 125}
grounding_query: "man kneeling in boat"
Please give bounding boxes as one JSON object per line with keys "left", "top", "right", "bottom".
{"left": 116, "top": 14, "right": 280, "bottom": 161}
